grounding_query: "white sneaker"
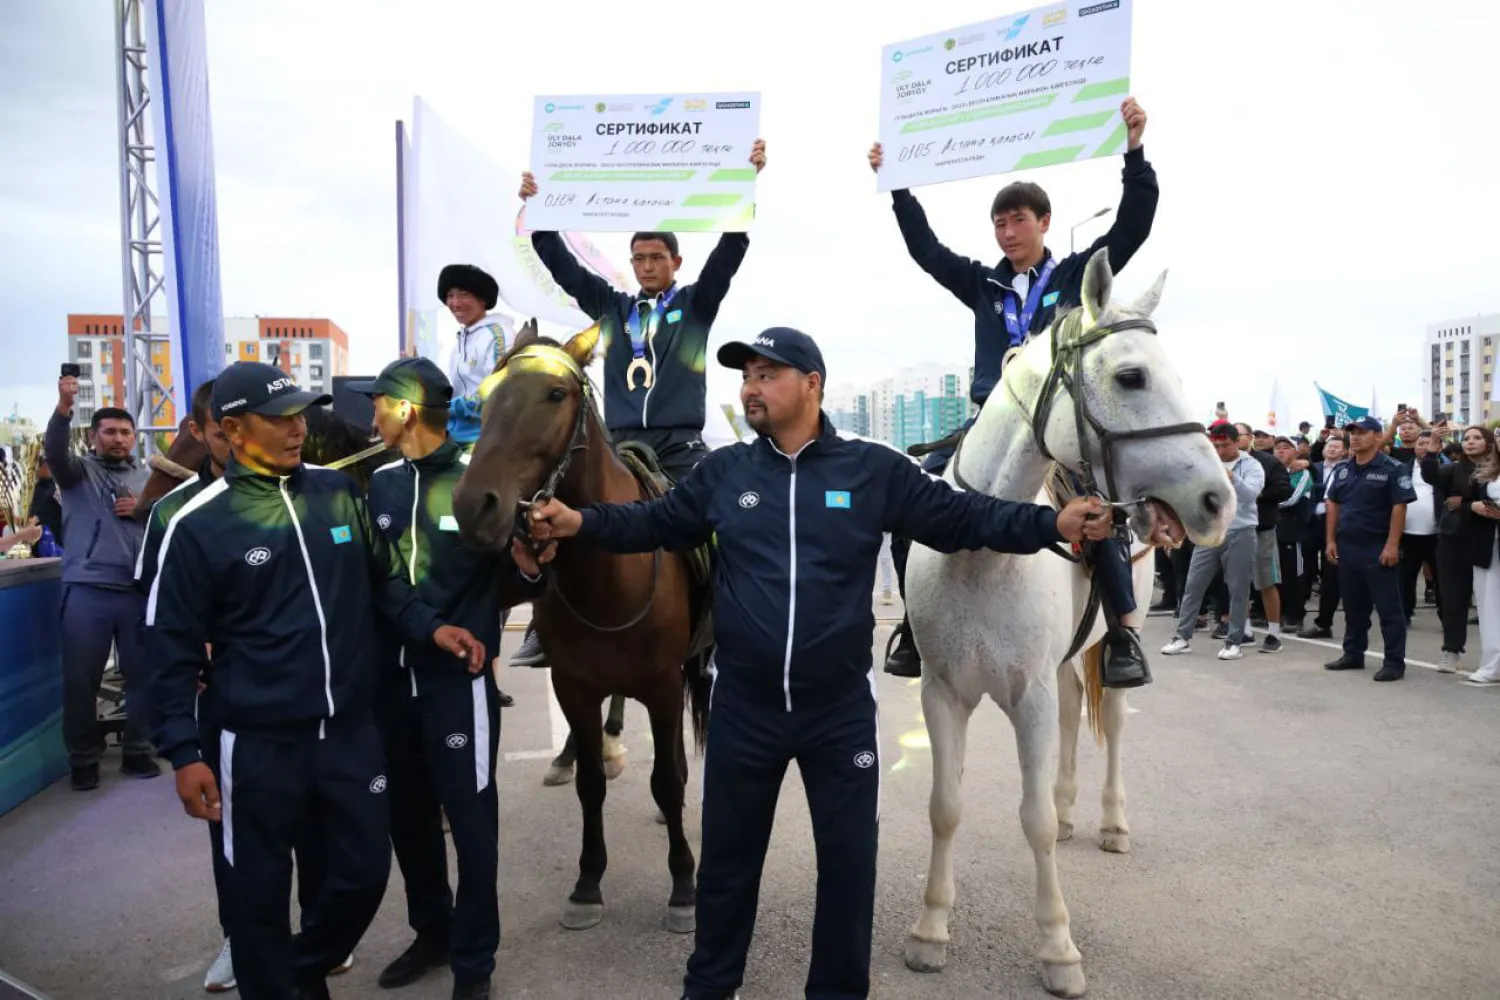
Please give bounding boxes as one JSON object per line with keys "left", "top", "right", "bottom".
{"left": 1464, "top": 673, "right": 1500, "bottom": 687}
{"left": 1438, "top": 652, "right": 1461, "bottom": 673}
{"left": 331, "top": 952, "right": 355, "bottom": 975}
{"left": 1217, "top": 642, "right": 1243, "bottom": 661}
{"left": 1161, "top": 637, "right": 1191, "bottom": 655}
{"left": 204, "top": 938, "right": 235, "bottom": 992}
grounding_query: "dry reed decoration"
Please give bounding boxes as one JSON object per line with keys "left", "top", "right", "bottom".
{"left": 1, "top": 439, "right": 40, "bottom": 534}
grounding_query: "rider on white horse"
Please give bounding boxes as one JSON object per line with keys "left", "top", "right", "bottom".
{"left": 867, "top": 97, "right": 1158, "bottom": 690}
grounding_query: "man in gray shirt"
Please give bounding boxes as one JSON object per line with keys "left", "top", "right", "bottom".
{"left": 1161, "top": 421, "right": 1265, "bottom": 661}
{"left": 44, "top": 370, "right": 156, "bottom": 790}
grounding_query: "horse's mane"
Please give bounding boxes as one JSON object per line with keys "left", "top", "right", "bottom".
{"left": 302, "top": 405, "right": 395, "bottom": 487}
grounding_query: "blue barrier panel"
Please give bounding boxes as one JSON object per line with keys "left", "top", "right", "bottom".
{"left": 0, "top": 559, "right": 65, "bottom": 818}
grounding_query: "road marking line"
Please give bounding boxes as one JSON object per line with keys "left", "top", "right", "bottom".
{"left": 504, "top": 749, "right": 558, "bottom": 762}
{"left": 1277, "top": 633, "right": 1466, "bottom": 674}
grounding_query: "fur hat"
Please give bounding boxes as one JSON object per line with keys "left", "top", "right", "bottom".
{"left": 437, "top": 264, "right": 499, "bottom": 311}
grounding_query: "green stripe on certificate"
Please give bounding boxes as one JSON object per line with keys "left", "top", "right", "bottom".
{"left": 1042, "top": 110, "right": 1117, "bottom": 137}
{"left": 680, "top": 193, "right": 743, "bottom": 207}
{"left": 1094, "top": 122, "right": 1129, "bottom": 156}
{"left": 708, "top": 168, "right": 757, "bottom": 182}
{"left": 898, "top": 94, "right": 1058, "bottom": 135}
{"left": 1013, "top": 145, "right": 1087, "bottom": 170}
{"left": 1071, "top": 77, "right": 1130, "bottom": 103}
{"left": 548, "top": 169, "right": 696, "bottom": 182}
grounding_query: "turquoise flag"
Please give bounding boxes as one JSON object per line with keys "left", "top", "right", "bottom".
{"left": 1315, "top": 384, "right": 1369, "bottom": 429}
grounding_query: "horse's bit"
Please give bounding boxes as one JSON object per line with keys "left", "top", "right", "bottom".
{"left": 501, "top": 347, "right": 661, "bottom": 634}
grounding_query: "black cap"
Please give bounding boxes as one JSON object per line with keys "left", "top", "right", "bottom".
{"left": 345, "top": 357, "right": 453, "bottom": 408}
{"left": 1207, "top": 420, "right": 1237, "bottom": 440}
{"left": 437, "top": 264, "right": 499, "bottom": 311}
{"left": 716, "top": 327, "right": 827, "bottom": 382}
{"left": 212, "top": 362, "right": 332, "bottom": 421}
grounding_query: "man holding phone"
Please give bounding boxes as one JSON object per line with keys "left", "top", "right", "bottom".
{"left": 44, "top": 364, "right": 156, "bottom": 790}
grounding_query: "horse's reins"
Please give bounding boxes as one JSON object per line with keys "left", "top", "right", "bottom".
{"left": 324, "top": 440, "right": 388, "bottom": 472}
{"left": 500, "top": 346, "right": 661, "bottom": 634}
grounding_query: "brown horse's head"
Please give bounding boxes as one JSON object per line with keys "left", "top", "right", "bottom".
{"left": 133, "top": 418, "right": 208, "bottom": 521}
{"left": 453, "top": 320, "right": 601, "bottom": 553}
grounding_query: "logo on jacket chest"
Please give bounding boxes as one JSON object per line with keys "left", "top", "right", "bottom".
{"left": 738, "top": 491, "right": 760, "bottom": 508}
{"left": 377, "top": 513, "right": 393, "bottom": 530}
{"left": 244, "top": 547, "right": 272, "bottom": 566}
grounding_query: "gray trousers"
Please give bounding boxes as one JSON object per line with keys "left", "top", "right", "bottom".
{"left": 1174, "top": 527, "right": 1257, "bottom": 644}
{"left": 61, "top": 584, "right": 153, "bottom": 766}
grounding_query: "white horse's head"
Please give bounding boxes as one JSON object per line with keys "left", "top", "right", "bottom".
{"left": 1001, "top": 249, "right": 1233, "bottom": 548}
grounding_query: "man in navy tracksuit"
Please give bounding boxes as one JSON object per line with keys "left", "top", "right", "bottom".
{"left": 146, "top": 363, "right": 488, "bottom": 1000}
{"left": 352, "top": 358, "right": 545, "bottom": 1000}
{"left": 868, "top": 98, "right": 1158, "bottom": 689}
{"left": 527, "top": 328, "right": 1111, "bottom": 1000}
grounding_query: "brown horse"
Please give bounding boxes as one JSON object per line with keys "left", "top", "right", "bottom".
{"left": 452, "top": 321, "right": 708, "bottom": 934}
{"left": 134, "top": 407, "right": 391, "bottom": 520}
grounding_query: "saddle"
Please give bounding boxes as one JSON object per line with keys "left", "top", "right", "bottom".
{"left": 615, "top": 441, "right": 716, "bottom": 664}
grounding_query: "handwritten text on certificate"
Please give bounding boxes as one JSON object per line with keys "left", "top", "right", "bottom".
{"left": 527, "top": 93, "right": 761, "bottom": 233}
{"left": 877, "top": 1, "right": 1133, "bottom": 191}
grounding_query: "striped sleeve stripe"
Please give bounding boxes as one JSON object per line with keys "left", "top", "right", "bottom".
{"left": 133, "top": 475, "right": 204, "bottom": 581}
{"left": 373, "top": 458, "right": 406, "bottom": 475}
{"left": 833, "top": 427, "right": 961, "bottom": 490}
{"left": 145, "top": 478, "right": 231, "bottom": 627}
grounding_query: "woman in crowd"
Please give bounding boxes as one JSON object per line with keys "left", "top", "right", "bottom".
{"left": 1446, "top": 426, "right": 1500, "bottom": 686}
{"left": 1423, "top": 426, "right": 1485, "bottom": 671}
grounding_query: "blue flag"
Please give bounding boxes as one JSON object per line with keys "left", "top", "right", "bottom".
{"left": 1315, "top": 384, "right": 1369, "bottom": 429}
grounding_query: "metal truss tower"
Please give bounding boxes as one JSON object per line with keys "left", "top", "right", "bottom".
{"left": 115, "top": 0, "right": 174, "bottom": 453}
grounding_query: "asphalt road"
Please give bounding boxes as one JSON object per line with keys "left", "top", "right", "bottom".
{"left": 2, "top": 598, "right": 1498, "bottom": 999}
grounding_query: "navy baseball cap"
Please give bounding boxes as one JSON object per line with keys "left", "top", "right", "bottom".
{"left": 717, "top": 327, "right": 827, "bottom": 381}
{"left": 1348, "top": 416, "right": 1383, "bottom": 433}
{"left": 212, "top": 362, "right": 331, "bottom": 421}
{"left": 345, "top": 357, "right": 453, "bottom": 408}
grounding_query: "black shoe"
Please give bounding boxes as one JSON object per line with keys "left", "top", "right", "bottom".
{"left": 1194, "top": 616, "right": 1209, "bottom": 632}
{"left": 1298, "top": 624, "right": 1333, "bottom": 639}
{"left": 121, "top": 754, "right": 161, "bottom": 779}
{"left": 1147, "top": 599, "right": 1176, "bottom": 617}
{"left": 1424, "top": 585, "right": 1437, "bottom": 605}
{"left": 452, "top": 976, "right": 492, "bottom": 1000}
{"left": 509, "top": 626, "right": 546, "bottom": 668}
{"left": 70, "top": 764, "right": 99, "bottom": 791}
{"left": 1100, "top": 627, "right": 1152, "bottom": 688}
{"left": 1373, "top": 664, "right": 1405, "bottom": 682}
{"left": 379, "top": 935, "right": 449, "bottom": 989}
{"left": 883, "top": 619, "right": 921, "bottom": 677}
{"left": 496, "top": 690, "right": 515, "bottom": 708}
{"left": 1324, "top": 656, "right": 1365, "bottom": 671}
{"left": 1211, "top": 621, "right": 1229, "bottom": 641}
{"left": 1259, "top": 634, "right": 1283, "bottom": 654}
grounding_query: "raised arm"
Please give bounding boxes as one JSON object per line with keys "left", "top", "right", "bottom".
{"left": 44, "top": 376, "right": 86, "bottom": 489}
{"left": 882, "top": 451, "right": 1066, "bottom": 554}
{"left": 1079, "top": 98, "right": 1159, "bottom": 274}
{"left": 690, "top": 232, "right": 750, "bottom": 325}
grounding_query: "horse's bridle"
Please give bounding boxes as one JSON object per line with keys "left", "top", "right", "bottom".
{"left": 955, "top": 307, "right": 1206, "bottom": 541}
{"left": 496, "top": 346, "right": 660, "bottom": 634}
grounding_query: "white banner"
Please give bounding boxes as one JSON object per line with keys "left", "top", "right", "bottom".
{"left": 142, "top": 0, "right": 226, "bottom": 413}
{"left": 526, "top": 93, "right": 761, "bottom": 232}
{"left": 877, "top": 0, "right": 1133, "bottom": 191}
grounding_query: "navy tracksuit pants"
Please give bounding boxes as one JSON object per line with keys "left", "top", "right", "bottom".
{"left": 684, "top": 673, "right": 881, "bottom": 1000}
{"left": 217, "top": 713, "right": 391, "bottom": 999}
{"left": 1337, "top": 535, "right": 1407, "bottom": 668}
{"left": 378, "top": 671, "right": 501, "bottom": 979}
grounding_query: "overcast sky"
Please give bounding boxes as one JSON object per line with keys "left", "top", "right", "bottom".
{"left": 3, "top": 0, "right": 1498, "bottom": 434}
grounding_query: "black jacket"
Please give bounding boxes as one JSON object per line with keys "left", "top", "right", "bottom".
{"left": 575, "top": 418, "right": 1064, "bottom": 710}
{"left": 1277, "top": 465, "right": 1316, "bottom": 544}
{"left": 146, "top": 458, "right": 445, "bottom": 768}
{"left": 531, "top": 230, "right": 749, "bottom": 433}
{"left": 1420, "top": 454, "right": 1466, "bottom": 537}
{"left": 28, "top": 478, "right": 63, "bottom": 546}
{"left": 366, "top": 440, "right": 542, "bottom": 691}
{"left": 889, "top": 146, "right": 1159, "bottom": 407}
{"left": 1250, "top": 449, "right": 1291, "bottom": 531}
{"left": 1460, "top": 469, "right": 1500, "bottom": 568}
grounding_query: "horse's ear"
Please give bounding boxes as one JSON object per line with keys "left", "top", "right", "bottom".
{"left": 1081, "top": 247, "right": 1113, "bottom": 328}
{"left": 563, "top": 323, "right": 602, "bottom": 366}
{"left": 509, "top": 320, "right": 540, "bottom": 357}
{"left": 1129, "top": 269, "right": 1169, "bottom": 318}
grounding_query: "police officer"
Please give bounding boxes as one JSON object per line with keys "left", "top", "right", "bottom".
{"left": 526, "top": 327, "right": 1112, "bottom": 1000}
{"left": 1323, "top": 416, "right": 1416, "bottom": 681}
{"left": 352, "top": 358, "right": 544, "bottom": 1000}
{"left": 145, "top": 362, "right": 487, "bottom": 1000}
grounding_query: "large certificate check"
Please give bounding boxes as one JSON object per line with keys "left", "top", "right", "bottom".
{"left": 527, "top": 93, "right": 761, "bottom": 232}
{"left": 877, "top": 0, "right": 1133, "bottom": 192}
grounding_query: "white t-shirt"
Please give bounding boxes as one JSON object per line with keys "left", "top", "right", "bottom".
{"left": 1405, "top": 460, "right": 1437, "bottom": 535}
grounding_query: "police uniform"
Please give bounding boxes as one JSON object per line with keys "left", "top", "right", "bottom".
{"left": 351, "top": 359, "right": 542, "bottom": 999}
{"left": 565, "top": 329, "right": 1076, "bottom": 1000}
{"left": 1324, "top": 426, "right": 1417, "bottom": 678}
{"left": 146, "top": 363, "right": 466, "bottom": 1000}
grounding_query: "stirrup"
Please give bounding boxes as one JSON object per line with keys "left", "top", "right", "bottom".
{"left": 1101, "top": 627, "right": 1152, "bottom": 689}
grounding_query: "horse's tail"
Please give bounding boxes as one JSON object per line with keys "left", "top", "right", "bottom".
{"left": 683, "top": 648, "right": 712, "bottom": 754}
{"left": 1082, "top": 643, "right": 1105, "bottom": 746}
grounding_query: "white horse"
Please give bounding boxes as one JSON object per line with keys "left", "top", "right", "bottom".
{"left": 903, "top": 249, "right": 1234, "bottom": 997}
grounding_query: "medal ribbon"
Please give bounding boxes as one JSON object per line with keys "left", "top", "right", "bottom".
{"left": 625, "top": 285, "right": 680, "bottom": 359}
{"left": 1001, "top": 257, "right": 1058, "bottom": 346}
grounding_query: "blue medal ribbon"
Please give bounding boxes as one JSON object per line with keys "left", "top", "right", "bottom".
{"left": 1001, "top": 257, "right": 1057, "bottom": 346}
{"left": 626, "top": 285, "right": 680, "bottom": 359}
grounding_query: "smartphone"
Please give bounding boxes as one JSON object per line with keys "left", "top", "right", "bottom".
{"left": 1433, "top": 411, "right": 1447, "bottom": 423}
{"left": 60, "top": 363, "right": 81, "bottom": 378}
{"left": 1216, "top": 401, "right": 1225, "bottom": 410}
{"left": 1324, "top": 415, "right": 1337, "bottom": 429}
{"left": 1397, "top": 403, "right": 1407, "bottom": 413}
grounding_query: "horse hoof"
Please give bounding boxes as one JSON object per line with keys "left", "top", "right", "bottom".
{"left": 603, "top": 754, "right": 627, "bottom": 781}
{"left": 665, "top": 905, "right": 695, "bottom": 934}
{"left": 654, "top": 808, "right": 667, "bottom": 825}
{"left": 1041, "top": 960, "right": 1087, "bottom": 998}
{"left": 559, "top": 901, "right": 604, "bottom": 930}
{"left": 543, "top": 764, "right": 574, "bottom": 787}
{"left": 903, "top": 937, "right": 948, "bottom": 973}
{"left": 1056, "top": 820, "right": 1074, "bottom": 843}
{"left": 1099, "top": 827, "right": 1131, "bottom": 854}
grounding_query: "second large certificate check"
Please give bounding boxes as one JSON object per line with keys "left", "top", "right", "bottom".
{"left": 877, "top": 1, "right": 1133, "bottom": 192}
{"left": 527, "top": 93, "right": 761, "bottom": 233}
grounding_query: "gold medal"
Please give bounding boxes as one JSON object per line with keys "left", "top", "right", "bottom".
{"left": 626, "top": 356, "right": 654, "bottom": 390}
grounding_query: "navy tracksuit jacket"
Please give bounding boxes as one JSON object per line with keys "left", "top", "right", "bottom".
{"left": 573, "top": 417, "right": 1065, "bottom": 999}
{"left": 367, "top": 439, "right": 541, "bottom": 980}
{"left": 145, "top": 457, "right": 450, "bottom": 998}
